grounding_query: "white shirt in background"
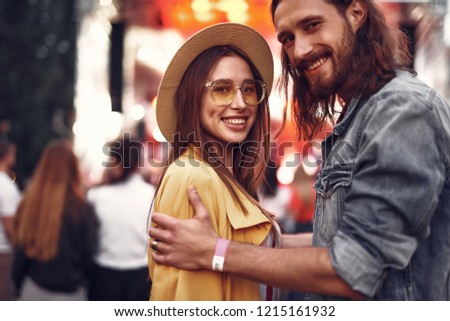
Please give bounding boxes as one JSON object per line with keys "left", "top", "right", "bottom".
{"left": 0, "top": 171, "right": 21, "bottom": 253}
{"left": 87, "top": 173, "right": 155, "bottom": 269}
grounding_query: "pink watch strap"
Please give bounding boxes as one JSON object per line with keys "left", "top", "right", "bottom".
{"left": 212, "top": 238, "right": 230, "bottom": 271}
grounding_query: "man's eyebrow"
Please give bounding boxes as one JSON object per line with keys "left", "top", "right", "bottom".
{"left": 296, "top": 15, "right": 323, "bottom": 29}
{"left": 276, "top": 15, "right": 323, "bottom": 41}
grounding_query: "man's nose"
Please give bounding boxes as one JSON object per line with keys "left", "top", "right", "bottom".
{"left": 293, "top": 38, "right": 314, "bottom": 63}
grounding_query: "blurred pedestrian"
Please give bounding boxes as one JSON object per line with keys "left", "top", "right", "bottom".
{"left": 0, "top": 137, "right": 21, "bottom": 300}
{"left": 149, "top": 22, "right": 281, "bottom": 301}
{"left": 149, "top": 0, "right": 450, "bottom": 300}
{"left": 285, "top": 164, "right": 316, "bottom": 301}
{"left": 286, "top": 164, "right": 315, "bottom": 235}
{"left": 12, "top": 139, "right": 97, "bottom": 300}
{"left": 87, "top": 136, "right": 154, "bottom": 301}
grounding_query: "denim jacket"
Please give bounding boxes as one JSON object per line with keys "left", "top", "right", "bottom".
{"left": 308, "top": 71, "right": 450, "bottom": 300}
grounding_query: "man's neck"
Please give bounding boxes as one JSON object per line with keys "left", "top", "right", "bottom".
{"left": 337, "top": 87, "right": 353, "bottom": 107}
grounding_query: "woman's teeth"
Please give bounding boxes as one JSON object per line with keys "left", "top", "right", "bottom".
{"left": 223, "top": 118, "right": 245, "bottom": 125}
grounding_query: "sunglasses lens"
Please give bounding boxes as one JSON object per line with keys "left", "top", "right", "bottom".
{"left": 209, "top": 80, "right": 265, "bottom": 106}
{"left": 242, "top": 80, "right": 264, "bottom": 105}
{"left": 210, "top": 80, "right": 235, "bottom": 106}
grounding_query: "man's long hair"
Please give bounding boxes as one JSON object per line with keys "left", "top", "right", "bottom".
{"left": 271, "top": 0, "right": 414, "bottom": 140}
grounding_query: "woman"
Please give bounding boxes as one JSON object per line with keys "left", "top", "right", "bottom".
{"left": 149, "top": 22, "right": 281, "bottom": 301}
{"left": 13, "top": 140, "right": 97, "bottom": 300}
{"left": 87, "top": 136, "right": 154, "bottom": 300}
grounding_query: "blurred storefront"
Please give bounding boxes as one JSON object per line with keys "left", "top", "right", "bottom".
{"left": 414, "top": 0, "right": 450, "bottom": 102}
{"left": 73, "top": 0, "right": 450, "bottom": 186}
{"left": 2, "top": 0, "right": 449, "bottom": 187}
{"left": 379, "top": 0, "right": 450, "bottom": 102}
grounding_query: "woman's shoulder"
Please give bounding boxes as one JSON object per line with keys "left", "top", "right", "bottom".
{"left": 165, "top": 155, "right": 219, "bottom": 182}
{"left": 156, "top": 157, "right": 224, "bottom": 202}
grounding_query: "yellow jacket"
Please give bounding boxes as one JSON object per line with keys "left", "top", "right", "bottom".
{"left": 149, "top": 149, "right": 272, "bottom": 300}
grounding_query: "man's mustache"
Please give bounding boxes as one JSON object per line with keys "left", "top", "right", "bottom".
{"left": 295, "top": 49, "right": 331, "bottom": 72}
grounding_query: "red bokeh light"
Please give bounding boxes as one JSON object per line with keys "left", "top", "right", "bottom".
{"left": 155, "top": 0, "right": 275, "bottom": 38}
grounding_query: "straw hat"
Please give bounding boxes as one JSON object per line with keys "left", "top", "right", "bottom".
{"left": 155, "top": 22, "right": 274, "bottom": 141}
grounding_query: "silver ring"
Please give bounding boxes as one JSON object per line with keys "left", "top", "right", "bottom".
{"left": 151, "top": 240, "right": 159, "bottom": 251}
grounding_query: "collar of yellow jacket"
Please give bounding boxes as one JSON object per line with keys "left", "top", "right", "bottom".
{"left": 181, "top": 146, "right": 272, "bottom": 231}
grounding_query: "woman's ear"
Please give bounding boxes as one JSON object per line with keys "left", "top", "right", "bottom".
{"left": 347, "top": 0, "right": 367, "bottom": 33}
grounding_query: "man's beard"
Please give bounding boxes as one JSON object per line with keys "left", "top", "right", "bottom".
{"left": 297, "top": 20, "right": 356, "bottom": 101}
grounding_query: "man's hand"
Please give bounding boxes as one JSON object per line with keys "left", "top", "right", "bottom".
{"left": 149, "top": 185, "right": 219, "bottom": 270}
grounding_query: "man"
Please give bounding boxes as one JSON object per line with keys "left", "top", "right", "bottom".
{"left": 150, "top": 0, "right": 450, "bottom": 300}
{"left": 0, "top": 137, "right": 21, "bottom": 300}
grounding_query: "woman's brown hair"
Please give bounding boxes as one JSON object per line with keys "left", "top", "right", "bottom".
{"left": 154, "top": 45, "right": 278, "bottom": 232}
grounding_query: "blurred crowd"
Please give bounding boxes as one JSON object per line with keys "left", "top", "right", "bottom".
{"left": 0, "top": 134, "right": 155, "bottom": 301}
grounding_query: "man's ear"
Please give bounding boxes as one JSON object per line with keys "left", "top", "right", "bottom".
{"left": 346, "top": 0, "right": 367, "bottom": 32}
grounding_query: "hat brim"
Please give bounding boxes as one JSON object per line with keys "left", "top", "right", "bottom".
{"left": 156, "top": 22, "right": 274, "bottom": 141}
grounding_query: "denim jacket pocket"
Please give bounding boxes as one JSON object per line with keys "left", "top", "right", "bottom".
{"left": 313, "top": 164, "right": 353, "bottom": 245}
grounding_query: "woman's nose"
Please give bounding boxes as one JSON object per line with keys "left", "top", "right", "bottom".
{"left": 229, "top": 88, "right": 246, "bottom": 109}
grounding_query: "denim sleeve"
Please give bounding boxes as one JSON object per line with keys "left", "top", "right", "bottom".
{"left": 330, "top": 92, "right": 446, "bottom": 297}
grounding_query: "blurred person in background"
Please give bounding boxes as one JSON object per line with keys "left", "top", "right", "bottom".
{"left": 148, "top": 22, "right": 281, "bottom": 300}
{"left": 12, "top": 139, "right": 97, "bottom": 300}
{"left": 87, "top": 135, "right": 154, "bottom": 301}
{"left": 286, "top": 164, "right": 316, "bottom": 235}
{"left": 259, "top": 158, "right": 289, "bottom": 225}
{"left": 150, "top": 0, "right": 450, "bottom": 300}
{"left": 285, "top": 163, "right": 316, "bottom": 300}
{"left": 0, "top": 136, "right": 21, "bottom": 300}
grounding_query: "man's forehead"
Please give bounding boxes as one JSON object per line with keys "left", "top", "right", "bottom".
{"left": 273, "top": 0, "right": 333, "bottom": 30}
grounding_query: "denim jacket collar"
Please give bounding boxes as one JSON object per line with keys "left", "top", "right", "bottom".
{"left": 321, "top": 95, "right": 363, "bottom": 164}
{"left": 333, "top": 95, "right": 363, "bottom": 136}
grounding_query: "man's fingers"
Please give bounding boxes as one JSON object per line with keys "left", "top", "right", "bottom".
{"left": 150, "top": 239, "right": 167, "bottom": 254}
{"left": 151, "top": 251, "right": 166, "bottom": 264}
{"left": 152, "top": 249, "right": 199, "bottom": 270}
{"left": 149, "top": 224, "right": 168, "bottom": 241}
{"left": 187, "top": 185, "right": 209, "bottom": 220}
{"left": 149, "top": 213, "right": 174, "bottom": 242}
{"left": 151, "top": 212, "right": 175, "bottom": 229}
